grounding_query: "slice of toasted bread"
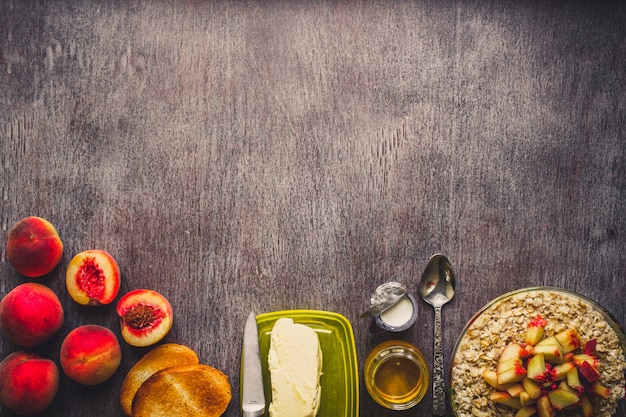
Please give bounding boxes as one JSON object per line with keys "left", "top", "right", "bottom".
{"left": 132, "top": 364, "right": 232, "bottom": 417}
{"left": 120, "top": 343, "right": 199, "bottom": 416}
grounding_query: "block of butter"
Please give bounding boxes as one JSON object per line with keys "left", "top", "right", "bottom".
{"left": 268, "top": 318, "right": 322, "bottom": 417}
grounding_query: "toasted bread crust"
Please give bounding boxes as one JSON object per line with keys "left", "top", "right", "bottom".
{"left": 132, "top": 364, "right": 232, "bottom": 417}
{"left": 120, "top": 343, "right": 199, "bottom": 416}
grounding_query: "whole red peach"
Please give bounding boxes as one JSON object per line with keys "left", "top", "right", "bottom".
{"left": 65, "top": 249, "right": 121, "bottom": 306}
{"left": 0, "top": 351, "right": 59, "bottom": 416}
{"left": 6, "top": 216, "right": 64, "bottom": 278}
{"left": 0, "top": 282, "right": 64, "bottom": 347}
{"left": 60, "top": 324, "right": 122, "bottom": 385}
{"left": 116, "top": 289, "right": 173, "bottom": 347}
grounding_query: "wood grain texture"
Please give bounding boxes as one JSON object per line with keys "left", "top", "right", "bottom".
{"left": 1, "top": 1, "right": 625, "bottom": 416}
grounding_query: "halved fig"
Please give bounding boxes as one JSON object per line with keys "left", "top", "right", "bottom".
{"left": 116, "top": 289, "right": 173, "bottom": 347}
{"left": 66, "top": 250, "right": 120, "bottom": 306}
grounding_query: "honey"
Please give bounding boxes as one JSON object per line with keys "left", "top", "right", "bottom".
{"left": 364, "top": 340, "right": 429, "bottom": 410}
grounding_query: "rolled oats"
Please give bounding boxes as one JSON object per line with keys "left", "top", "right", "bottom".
{"left": 450, "top": 289, "right": 626, "bottom": 417}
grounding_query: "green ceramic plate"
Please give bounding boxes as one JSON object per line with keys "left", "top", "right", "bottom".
{"left": 256, "top": 309, "right": 359, "bottom": 417}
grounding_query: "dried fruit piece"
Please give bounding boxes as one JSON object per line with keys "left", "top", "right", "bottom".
{"left": 507, "top": 383, "right": 525, "bottom": 397}
{"left": 578, "top": 361, "right": 600, "bottom": 383}
{"left": 497, "top": 357, "right": 527, "bottom": 385}
{"left": 483, "top": 369, "right": 515, "bottom": 391}
{"left": 66, "top": 250, "right": 121, "bottom": 306}
{"left": 527, "top": 353, "right": 547, "bottom": 382}
{"left": 536, "top": 394, "right": 555, "bottom": 417}
{"left": 579, "top": 394, "right": 594, "bottom": 417}
{"left": 490, "top": 391, "right": 522, "bottom": 409}
{"left": 534, "top": 336, "right": 564, "bottom": 364}
{"left": 590, "top": 381, "right": 611, "bottom": 399}
{"left": 566, "top": 368, "right": 584, "bottom": 394}
{"left": 554, "top": 328, "right": 582, "bottom": 354}
{"left": 515, "top": 406, "right": 537, "bottom": 417}
{"left": 547, "top": 388, "right": 579, "bottom": 411}
{"left": 501, "top": 343, "right": 534, "bottom": 362}
{"left": 525, "top": 315, "right": 547, "bottom": 345}
{"left": 583, "top": 339, "right": 597, "bottom": 355}
{"left": 552, "top": 362, "right": 575, "bottom": 381}
{"left": 572, "top": 353, "right": 598, "bottom": 369}
{"left": 556, "top": 380, "right": 578, "bottom": 396}
{"left": 522, "top": 377, "right": 543, "bottom": 400}
{"left": 116, "top": 289, "right": 173, "bottom": 347}
{"left": 518, "top": 391, "right": 535, "bottom": 407}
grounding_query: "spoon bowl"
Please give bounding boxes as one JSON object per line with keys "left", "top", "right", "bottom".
{"left": 419, "top": 253, "right": 457, "bottom": 417}
{"left": 420, "top": 254, "right": 457, "bottom": 308}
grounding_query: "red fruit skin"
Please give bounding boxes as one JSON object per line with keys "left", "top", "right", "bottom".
{"left": 6, "top": 216, "right": 64, "bottom": 277}
{"left": 579, "top": 360, "right": 601, "bottom": 383}
{"left": 584, "top": 339, "right": 597, "bottom": 355}
{"left": 0, "top": 351, "right": 59, "bottom": 416}
{"left": 0, "top": 283, "right": 64, "bottom": 347}
{"left": 60, "top": 325, "right": 122, "bottom": 385}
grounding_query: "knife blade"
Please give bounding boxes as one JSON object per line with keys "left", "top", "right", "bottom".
{"left": 242, "top": 312, "right": 265, "bottom": 417}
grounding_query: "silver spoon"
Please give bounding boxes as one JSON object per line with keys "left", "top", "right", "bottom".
{"left": 419, "top": 253, "right": 457, "bottom": 417}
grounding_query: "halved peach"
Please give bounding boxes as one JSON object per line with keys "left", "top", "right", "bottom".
{"left": 116, "top": 289, "right": 173, "bottom": 347}
{"left": 66, "top": 250, "right": 120, "bottom": 306}
{"left": 6, "top": 216, "right": 63, "bottom": 278}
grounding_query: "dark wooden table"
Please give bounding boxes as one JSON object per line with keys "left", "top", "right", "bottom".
{"left": 1, "top": 1, "right": 625, "bottom": 416}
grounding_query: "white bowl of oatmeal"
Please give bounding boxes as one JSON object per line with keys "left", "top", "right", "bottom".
{"left": 449, "top": 287, "right": 625, "bottom": 417}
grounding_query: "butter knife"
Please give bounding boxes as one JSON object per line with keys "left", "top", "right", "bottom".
{"left": 242, "top": 312, "right": 265, "bottom": 417}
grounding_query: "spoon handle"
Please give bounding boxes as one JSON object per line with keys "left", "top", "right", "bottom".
{"left": 433, "top": 305, "right": 446, "bottom": 416}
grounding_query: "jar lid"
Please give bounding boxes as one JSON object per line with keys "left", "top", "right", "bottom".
{"left": 374, "top": 291, "right": 418, "bottom": 332}
{"left": 361, "top": 281, "right": 408, "bottom": 318}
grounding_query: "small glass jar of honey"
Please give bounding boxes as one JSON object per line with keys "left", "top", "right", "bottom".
{"left": 364, "top": 340, "right": 429, "bottom": 410}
